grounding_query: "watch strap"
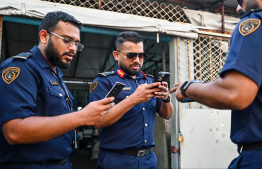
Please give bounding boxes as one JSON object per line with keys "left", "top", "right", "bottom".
{"left": 162, "top": 94, "right": 171, "bottom": 103}
{"left": 180, "top": 80, "right": 201, "bottom": 98}
{"left": 180, "top": 81, "right": 189, "bottom": 97}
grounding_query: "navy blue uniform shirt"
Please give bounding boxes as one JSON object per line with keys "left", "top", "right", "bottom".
{"left": 220, "top": 9, "right": 262, "bottom": 144}
{"left": 0, "top": 46, "right": 74, "bottom": 163}
{"left": 90, "top": 66, "right": 162, "bottom": 150}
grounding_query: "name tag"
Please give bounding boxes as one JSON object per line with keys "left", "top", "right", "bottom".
{"left": 50, "top": 81, "right": 59, "bottom": 86}
{"left": 122, "top": 87, "right": 131, "bottom": 91}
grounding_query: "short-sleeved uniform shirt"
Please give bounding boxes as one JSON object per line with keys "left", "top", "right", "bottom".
{"left": 220, "top": 9, "right": 262, "bottom": 144}
{"left": 0, "top": 46, "right": 74, "bottom": 163}
{"left": 89, "top": 66, "right": 162, "bottom": 150}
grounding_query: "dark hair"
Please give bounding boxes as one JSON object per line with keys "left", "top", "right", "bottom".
{"left": 115, "top": 31, "right": 143, "bottom": 50}
{"left": 38, "top": 11, "right": 82, "bottom": 34}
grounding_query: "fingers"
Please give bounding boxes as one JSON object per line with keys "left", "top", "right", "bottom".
{"left": 102, "top": 109, "right": 110, "bottom": 116}
{"left": 101, "top": 97, "right": 115, "bottom": 104}
{"left": 148, "top": 82, "right": 161, "bottom": 89}
{"left": 169, "top": 83, "right": 179, "bottom": 93}
{"left": 155, "top": 91, "right": 169, "bottom": 100}
{"left": 169, "top": 87, "right": 176, "bottom": 93}
{"left": 161, "top": 81, "right": 168, "bottom": 87}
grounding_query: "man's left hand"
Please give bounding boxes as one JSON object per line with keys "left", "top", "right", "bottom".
{"left": 154, "top": 81, "right": 169, "bottom": 101}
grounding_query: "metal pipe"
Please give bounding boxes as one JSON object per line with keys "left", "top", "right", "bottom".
{"left": 162, "top": 42, "right": 166, "bottom": 71}
{"left": 221, "top": 0, "right": 225, "bottom": 33}
{"left": 3, "top": 16, "right": 168, "bottom": 42}
{"left": 99, "top": 0, "right": 102, "bottom": 9}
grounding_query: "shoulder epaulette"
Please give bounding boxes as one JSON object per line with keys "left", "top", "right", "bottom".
{"left": 12, "top": 52, "right": 31, "bottom": 60}
{"left": 98, "top": 71, "right": 115, "bottom": 77}
{"left": 146, "top": 74, "right": 154, "bottom": 78}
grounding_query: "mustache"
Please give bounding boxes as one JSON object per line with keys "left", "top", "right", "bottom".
{"left": 130, "top": 63, "right": 141, "bottom": 67}
{"left": 63, "top": 52, "right": 76, "bottom": 57}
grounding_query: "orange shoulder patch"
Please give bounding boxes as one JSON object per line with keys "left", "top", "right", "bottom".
{"left": 239, "top": 19, "right": 261, "bottom": 36}
{"left": 2, "top": 67, "right": 20, "bottom": 84}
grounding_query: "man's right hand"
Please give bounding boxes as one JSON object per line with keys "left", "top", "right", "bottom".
{"left": 80, "top": 97, "right": 115, "bottom": 126}
{"left": 130, "top": 82, "right": 161, "bottom": 104}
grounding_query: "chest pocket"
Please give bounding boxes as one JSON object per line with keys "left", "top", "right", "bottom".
{"left": 115, "top": 90, "right": 131, "bottom": 102}
{"left": 48, "top": 86, "right": 68, "bottom": 115}
{"left": 148, "top": 97, "right": 157, "bottom": 112}
{"left": 115, "top": 90, "right": 141, "bottom": 116}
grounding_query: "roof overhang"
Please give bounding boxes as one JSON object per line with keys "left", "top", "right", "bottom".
{"left": 0, "top": 0, "right": 199, "bottom": 39}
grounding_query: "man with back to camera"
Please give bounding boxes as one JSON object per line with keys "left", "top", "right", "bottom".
{"left": 170, "top": 0, "right": 262, "bottom": 168}
{"left": 89, "top": 31, "right": 174, "bottom": 169}
{"left": 0, "top": 11, "right": 114, "bottom": 169}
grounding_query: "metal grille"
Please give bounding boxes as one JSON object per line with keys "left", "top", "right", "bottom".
{"left": 178, "top": 35, "right": 230, "bottom": 109}
{"left": 42, "top": 0, "right": 189, "bottom": 23}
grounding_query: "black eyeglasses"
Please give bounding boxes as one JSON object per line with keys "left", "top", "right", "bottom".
{"left": 117, "top": 51, "right": 147, "bottom": 60}
{"left": 237, "top": 0, "right": 242, "bottom": 6}
{"left": 46, "top": 30, "right": 84, "bottom": 51}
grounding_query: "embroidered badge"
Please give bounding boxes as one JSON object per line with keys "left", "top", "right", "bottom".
{"left": 239, "top": 19, "right": 261, "bottom": 36}
{"left": 117, "top": 69, "right": 125, "bottom": 78}
{"left": 90, "top": 81, "right": 98, "bottom": 93}
{"left": 2, "top": 67, "right": 20, "bottom": 84}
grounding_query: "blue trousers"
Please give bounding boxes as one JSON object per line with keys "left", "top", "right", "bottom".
{"left": 97, "top": 149, "right": 157, "bottom": 169}
{"left": 0, "top": 158, "right": 72, "bottom": 169}
{"left": 228, "top": 151, "right": 262, "bottom": 169}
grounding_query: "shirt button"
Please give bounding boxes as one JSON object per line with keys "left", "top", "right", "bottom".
{"left": 142, "top": 108, "right": 145, "bottom": 111}
{"left": 144, "top": 140, "right": 147, "bottom": 143}
{"left": 145, "top": 124, "right": 147, "bottom": 127}
{"left": 59, "top": 93, "right": 63, "bottom": 97}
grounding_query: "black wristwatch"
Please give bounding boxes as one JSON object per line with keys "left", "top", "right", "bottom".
{"left": 180, "top": 80, "right": 201, "bottom": 97}
{"left": 162, "top": 94, "right": 171, "bottom": 103}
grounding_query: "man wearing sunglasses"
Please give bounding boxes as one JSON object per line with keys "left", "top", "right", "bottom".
{"left": 170, "top": 0, "right": 262, "bottom": 168}
{"left": 0, "top": 11, "right": 114, "bottom": 168}
{"left": 90, "top": 31, "right": 173, "bottom": 169}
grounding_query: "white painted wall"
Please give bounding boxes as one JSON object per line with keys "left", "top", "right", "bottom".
{"left": 179, "top": 109, "right": 238, "bottom": 168}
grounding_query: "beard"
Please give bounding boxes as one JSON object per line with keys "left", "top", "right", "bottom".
{"left": 44, "top": 38, "right": 74, "bottom": 69}
{"left": 119, "top": 62, "right": 142, "bottom": 76}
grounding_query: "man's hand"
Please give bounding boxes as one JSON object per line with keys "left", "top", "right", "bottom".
{"left": 169, "top": 82, "right": 188, "bottom": 101}
{"left": 130, "top": 82, "right": 161, "bottom": 104}
{"left": 80, "top": 97, "right": 115, "bottom": 126}
{"left": 154, "top": 81, "right": 170, "bottom": 101}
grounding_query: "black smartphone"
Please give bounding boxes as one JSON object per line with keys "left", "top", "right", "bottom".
{"left": 153, "top": 72, "right": 170, "bottom": 83}
{"left": 105, "top": 82, "right": 126, "bottom": 98}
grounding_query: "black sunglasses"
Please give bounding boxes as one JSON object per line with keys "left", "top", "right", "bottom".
{"left": 117, "top": 51, "right": 147, "bottom": 60}
{"left": 237, "top": 0, "right": 242, "bottom": 6}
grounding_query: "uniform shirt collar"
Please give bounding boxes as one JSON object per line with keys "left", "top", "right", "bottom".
{"left": 114, "top": 65, "right": 147, "bottom": 79}
{"left": 241, "top": 8, "right": 262, "bottom": 18}
{"left": 30, "top": 46, "right": 63, "bottom": 78}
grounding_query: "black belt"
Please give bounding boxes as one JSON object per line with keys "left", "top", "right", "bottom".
{"left": 1, "top": 157, "right": 68, "bottom": 166}
{"left": 240, "top": 142, "right": 262, "bottom": 152}
{"left": 102, "top": 148, "right": 152, "bottom": 157}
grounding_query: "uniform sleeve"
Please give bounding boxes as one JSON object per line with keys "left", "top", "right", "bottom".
{"left": 0, "top": 60, "right": 38, "bottom": 126}
{"left": 220, "top": 19, "right": 262, "bottom": 87}
{"left": 89, "top": 77, "right": 111, "bottom": 102}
